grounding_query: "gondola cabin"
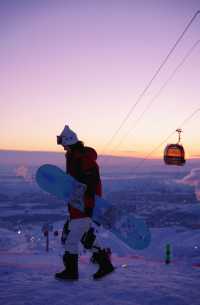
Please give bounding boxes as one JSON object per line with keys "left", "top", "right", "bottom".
{"left": 164, "top": 129, "right": 186, "bottom": 166}
{"left": 164, "top": 144, "right": 185, "bottom": 166}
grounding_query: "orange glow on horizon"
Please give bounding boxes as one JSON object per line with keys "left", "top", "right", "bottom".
{"left": 1, "top": 138, "right": 199, "bottom": 160}
{"left": 0, "top": 145, "right": 186, "bottom": 160}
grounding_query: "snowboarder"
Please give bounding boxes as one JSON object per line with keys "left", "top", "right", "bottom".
{"left": 55, "top": 125, "right": 114, "bottom": 280}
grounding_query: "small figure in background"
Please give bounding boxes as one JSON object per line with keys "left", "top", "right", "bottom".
{"left": 165, "top": 243, "right": 171, "bottom": 264}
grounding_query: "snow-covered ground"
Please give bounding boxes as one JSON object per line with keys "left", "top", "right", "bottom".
{"left": 1, "top": 162, "right": 200, "bottom": 305}
{"left": 1, "top": 226, "right": 200, "bottom": 305}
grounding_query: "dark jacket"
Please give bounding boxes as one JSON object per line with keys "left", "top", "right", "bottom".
{"left": 66, "top": 146, "right": 102, "bottom": 219}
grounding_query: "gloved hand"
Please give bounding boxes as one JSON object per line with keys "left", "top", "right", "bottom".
{"left": 69, "top": 182, "right": 86, "bottom": 201}
{"left": 68, "top": 182, "right": 87, "bottom": 212}
{"left": 84, "top": 207, "right": 93, "bottom": 218}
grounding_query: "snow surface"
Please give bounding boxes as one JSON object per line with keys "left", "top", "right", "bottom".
{"left": 1, "top": 225, "right": 200, "bottom": 305}
{"left": 1, "top": 163, "right": 200, "bottom": 305}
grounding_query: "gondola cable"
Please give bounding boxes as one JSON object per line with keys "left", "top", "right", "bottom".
{"left": 132, "top": 107, "right": 200, "bottom": 171}
{"left": 102, "top": 10, "right": 200, "bottom": 154}
{"left": 110, "top": 39, "right": 200, "bottom": 154}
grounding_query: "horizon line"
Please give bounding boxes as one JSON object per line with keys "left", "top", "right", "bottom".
{"left": 0, "top": 148, "right": 162, "bottom": 159}
{"left": 0, "top": 148, "right": 199, "bottom": 161}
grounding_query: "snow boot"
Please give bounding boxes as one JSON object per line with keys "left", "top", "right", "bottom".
{"left": 93, "top": 249, "right": 114, "bottom": 280}
{"left": 91, "top": 248, "right": 111, "bottom": 264}
{"left": 55, "top": 252, "right": 79, "bottom": 280}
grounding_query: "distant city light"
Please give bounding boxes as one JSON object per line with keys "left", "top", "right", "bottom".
{"left": 194, "top": 246, "right": 198, "bottom": 249}
{"left": 17, "top": 230, "right": 22, "bottom": 235}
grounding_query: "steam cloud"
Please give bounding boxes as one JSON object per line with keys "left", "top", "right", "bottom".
{"left": 15, "top": 165, "right": 33, "bottom": 182}
{"left": 180, "top": 168, "right": 200, "bottom": 201}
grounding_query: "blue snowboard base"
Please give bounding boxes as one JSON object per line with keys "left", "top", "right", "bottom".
{"left": 36, "top": 164, "right": 151, "bottom": 250}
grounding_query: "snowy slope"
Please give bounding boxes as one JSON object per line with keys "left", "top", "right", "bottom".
{"left": 1, "top": 226, "right": 200, "bottom": 305}
{"left": 1, "top": 163, "right": 200, "bottom": 305}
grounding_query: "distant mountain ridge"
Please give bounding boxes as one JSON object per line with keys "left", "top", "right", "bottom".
{"left": 0, "top": 149, "right": 199, "bottom": 172}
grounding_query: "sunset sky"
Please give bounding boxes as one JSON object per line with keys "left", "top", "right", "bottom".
{"left": 0, "top": 0, "right": 199, "bottom": 158}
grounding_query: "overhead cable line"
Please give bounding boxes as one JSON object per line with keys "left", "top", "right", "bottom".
{"left": 102, "top": 10, "right": 200, "bottom": 154}
{"left": 133, "top": 107, "right": 200, "bottom": 171}
{"left": 111, "top": 39, "right": 200, "bottom": 153}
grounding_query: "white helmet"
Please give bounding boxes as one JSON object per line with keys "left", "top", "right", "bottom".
{"left": 58, "top": 125, "right": 79, "bottom": 146}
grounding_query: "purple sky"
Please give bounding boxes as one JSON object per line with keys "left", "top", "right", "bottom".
{"left": 0, "top": 0, "right": 199, "bottom": 157}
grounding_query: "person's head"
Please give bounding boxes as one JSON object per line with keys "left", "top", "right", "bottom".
{"left": 57, "top": 125, "right": 83, "bottom": 151}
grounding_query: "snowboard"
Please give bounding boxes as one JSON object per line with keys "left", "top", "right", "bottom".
{"left": 36, "top": 164, "right": 151, "bottom": 250}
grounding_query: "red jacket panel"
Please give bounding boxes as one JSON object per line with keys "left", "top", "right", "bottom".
{"left": 66, "top": 146, "right": 102, "bottom": 219}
